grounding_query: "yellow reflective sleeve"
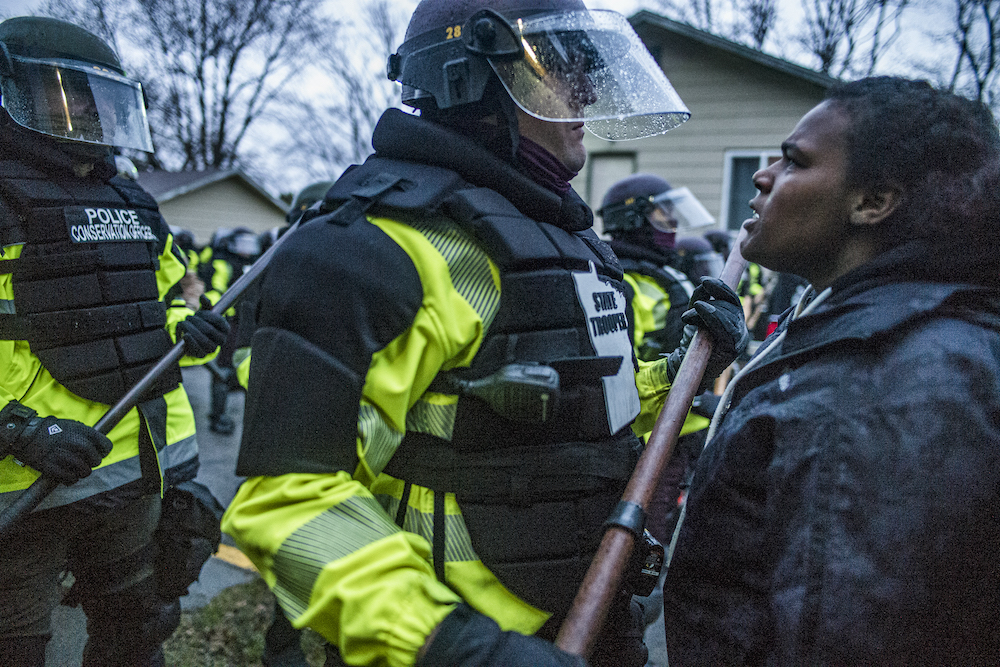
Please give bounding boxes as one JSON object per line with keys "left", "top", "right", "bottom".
{"left": 160, "top": 235, "right": 219, "bottom": 366}
{"left": 631, "top": 358, "right": 709, "bottom": 437}
{"left": 624, "top": 271, "right": 670, "bottom": 351}
{"left": 223, "top": 473, "right": 461, "bottom": 667}
{"left": 0, "top": 244, "right": 20, "bottom": 406}
{"left": 234, "top": 348, "right": 251, "bottom": 389}
{"left": 224, "top": 215, "right": 500, "bottom": 665}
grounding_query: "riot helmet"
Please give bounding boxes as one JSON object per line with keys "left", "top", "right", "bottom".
{"left": 0, "top": 17, "right": 153, "bottom": 152}
{"left": 675, "top": 235, "right": 724, "bottom": 282}
{"left": 387, "top": 0, "right": 689, "bottom": 141}
{"left": 599, "top": 173, "right": 675, "bottom": 234}
{"left": 286, "top": 180, "right": 334, "bottom": 223}
{"left": 169, "top": 225, "right": 197, "bottom": 254}
{"left": 600, "top": 172, "right": 715, "bottom": 236}
{"left": 704, "top": 229, "right": 732, "bottom": 259}
{"left": 224, "top": 227, "right": 262, "bottom": 259}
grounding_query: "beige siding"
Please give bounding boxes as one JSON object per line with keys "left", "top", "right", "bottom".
{"left": 158, "top": 178, "right": 287, "bottom": 246}
{"left": 575, "top": 29, "right": 827, "bottom": 235}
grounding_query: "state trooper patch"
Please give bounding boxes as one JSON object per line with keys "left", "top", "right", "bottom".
{"left": 573, "top": 261, "right": 640, "bottom": 434}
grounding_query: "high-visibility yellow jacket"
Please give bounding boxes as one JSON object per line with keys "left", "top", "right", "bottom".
{"left": 623, "top": 270, "right": 709, "bottom": 437}
{"left": 224, "top": 213, "right": 676, "bottom": 666}
{"left": 1, "top": 233, "right": 213, "bottom": 512}
{"left": 223, "top": 107, "right": 682, "bottom": 666}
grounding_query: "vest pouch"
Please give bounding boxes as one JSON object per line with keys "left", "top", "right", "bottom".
{"left": 33, "top": 328, "right": 178, "bottom": 405}
{"left": 237, "top": 326, "right": 364, "bottom": 477}
{"left": 100, "top": 269, "right": 159, "bottom": 304}
{"left": 63, "top": 369, "right": 127, "bottom": 404}
{"left": 154, "top": 479, "right": 225, "bottom": 599}
{"left": 35, "top": 337, "right": 119, "bottom": 378}
{"left": 99, "top": 241, "right": 158, "bottom": 269}
{"left": 116, "top": 328, "right": 171, "bottom": 365}
{"left": 15, "top": 272, "right": 104, "bottom": 311}
{"left": 460, "top": 487, "right": 624, "bottom": 616}
{"left": 12, "top": 249, "right": 102, "bottom": 281}
{"left": 25, "top": 303, "right": 154, "bottom": 347}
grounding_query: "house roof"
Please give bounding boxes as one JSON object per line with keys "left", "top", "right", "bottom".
{"left": 136, "top": 167, "right": 288, "bottom": 212}
{"left": 629, "top": 10, "right": 839, "bottom": 90}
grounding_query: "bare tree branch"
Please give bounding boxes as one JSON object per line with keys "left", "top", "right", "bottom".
{"left": 40, "top": 0, "right": 339, "bottom": 175}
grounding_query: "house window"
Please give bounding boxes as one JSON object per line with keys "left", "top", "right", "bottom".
{"left": 722, "top": 151, "right": 780, "bottom": 230}
{"left": 585, "top": 152, "right": 637, "bottom": 235}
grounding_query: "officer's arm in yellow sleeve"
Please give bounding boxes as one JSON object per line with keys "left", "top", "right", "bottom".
{"left": 160, "top": 234, "right": 220, "bottom": 365}
{"left": 224, "top": 215, "right": 499, "bottom": 666}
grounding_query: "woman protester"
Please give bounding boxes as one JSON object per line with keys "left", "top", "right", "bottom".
{"left": 662, "top": 76, "right": 1000, "bottom": 665}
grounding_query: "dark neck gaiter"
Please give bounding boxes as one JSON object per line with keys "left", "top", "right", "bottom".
{"left": 517, "top": 136, "right": 577, "bottom": 196}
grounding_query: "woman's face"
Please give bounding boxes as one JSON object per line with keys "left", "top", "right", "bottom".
{"left": 740, "top": 101, "right": 867, "bottom": 289}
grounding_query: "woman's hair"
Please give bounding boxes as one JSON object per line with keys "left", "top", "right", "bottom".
{"left": 825, "top": 76, "right": 1000, "bottom": 248}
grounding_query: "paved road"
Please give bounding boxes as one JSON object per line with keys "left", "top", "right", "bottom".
{"left": 42, "top": 365, "right": 669, "bottom": 666}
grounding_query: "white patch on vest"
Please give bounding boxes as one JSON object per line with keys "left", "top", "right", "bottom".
{"left": 64, "top": 206, "right": 158, "bottom": 243}
{"left": 572, "top": 261, "right": 640, "bottom": 434}
{"left": 778, "top": 373, "right": 791, "bottom": 392}
{"left": 47, "top": 424, "right": 63, "bottom": 435}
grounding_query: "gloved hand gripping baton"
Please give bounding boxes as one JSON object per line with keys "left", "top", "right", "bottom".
{"left": 0, "top": 219, "right": 303, "bottom": 536}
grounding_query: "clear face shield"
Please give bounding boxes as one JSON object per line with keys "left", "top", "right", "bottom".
{"left": 648, "top": 186, "right": 715, "bottom": 233}
{"left": 488, "top": 10, "right": 690, "bottom": 140}
{"left": 1, "top": 54, "right": 154, "bottom": 152}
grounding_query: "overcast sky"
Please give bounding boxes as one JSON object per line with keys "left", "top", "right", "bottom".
{"left": 0, "top": 0, "right": 956, "bottom": 195}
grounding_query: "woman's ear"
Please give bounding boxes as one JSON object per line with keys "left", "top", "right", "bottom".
{"left": 849, "top": 187, "right": 902, "bottom": 227}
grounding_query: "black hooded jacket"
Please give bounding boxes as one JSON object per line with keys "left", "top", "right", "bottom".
{"left": 663, "top": 236, "right": 1000, "bottom": 665}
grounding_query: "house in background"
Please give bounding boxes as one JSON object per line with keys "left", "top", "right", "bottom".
{"left": 573, "top": 10, "right": 837, "bottom": 237}
{"left": 136, "top": 168, "right": 288, "bottom": 247}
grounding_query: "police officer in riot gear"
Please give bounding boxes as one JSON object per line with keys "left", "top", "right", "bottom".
{"left": 597, "top": 174, "right": 736, "bottom": 550}
{"left": 0, "top": 17, "right": 228, "bottom": 666}
{"left": 223, "top": 1, "right": 746, "bottom": 665}
{"left": 598, "top": 173, "right": 698, "bottom": 363}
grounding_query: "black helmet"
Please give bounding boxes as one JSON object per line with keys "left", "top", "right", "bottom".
{"left": 223, "top": 227, "right": 262, "bottom": 258}
{"left": 0, "top": 17, "right": 153, "bottom": 151}
{"left": 387, "top": 0, "right": 689, "bottom": 140}
{"left": 598, "top": 173, "right": 673, "bottom": 234}
{"left": 675, "top": 235, "right": 724, "bottom": 281}
{"left": 169, "top": 225, "right": 197, "bottom": 253}
{"left": 704, "top": 230, "right": 732, "bottom": 258}
{"left": 286, "top": 180, "right": 334, "bottom": 223}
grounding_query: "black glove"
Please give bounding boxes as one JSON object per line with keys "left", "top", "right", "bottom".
{"left": 589, "top": 592, "right": 648, "bottom": 667}
{"left": 0, "top": 401, "right": 113, "bottom": 485}
{"left": 418, "top": 604, "right": 588, "bottom": 667}
{"left": 665, "top": 277, "right": 749, "bottom": 383}
{"left": 691, "top": 391, "right": 722, "bottom": 419}
{"left": 176, "top": 303, "right": 229, "bottom": 358}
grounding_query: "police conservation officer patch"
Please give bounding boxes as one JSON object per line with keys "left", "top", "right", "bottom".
{"left": 64, "top": 205, "right": 158, "bottom": 243}
{"left": 573, "top": 261, "right": 640, "bottom": 434}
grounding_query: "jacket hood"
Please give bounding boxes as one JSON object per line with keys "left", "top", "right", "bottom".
{"left": 371, "top": 108, "right": 593, "bottom": 232}
{"left": 837, "top": 233, "right": 1000, "bottom": 295}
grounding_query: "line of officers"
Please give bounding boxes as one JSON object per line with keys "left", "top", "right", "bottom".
{"left": 0, "top": 5, "right": 763, "bottom": 667}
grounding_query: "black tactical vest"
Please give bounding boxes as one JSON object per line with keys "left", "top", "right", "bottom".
{"left": 329, "top": 157, "right": 642, "bottom": 617}
{"left": 0, "top": 155, "right": 180, "bottom": 405}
